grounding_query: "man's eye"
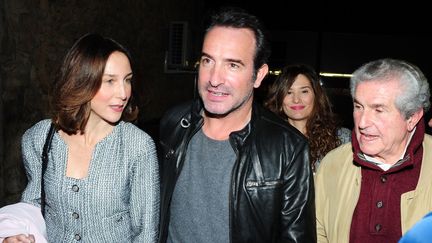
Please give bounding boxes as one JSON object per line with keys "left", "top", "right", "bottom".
{"left": 229, "top": 63, "right": 239, "bottom": 69}
{"left": 201, "top": 58, "right": 210, "bottom": 64}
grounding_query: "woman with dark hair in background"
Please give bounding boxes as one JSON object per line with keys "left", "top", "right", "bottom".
{"left": 265, "top": 64, "right": 351, "bottom": 172}
{"left": 2, "top": 33, "right": 159, "bottom": 242}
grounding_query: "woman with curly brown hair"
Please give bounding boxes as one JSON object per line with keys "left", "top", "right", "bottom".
{"left": 264, "top": 64, "right": 351, "bottom": 172}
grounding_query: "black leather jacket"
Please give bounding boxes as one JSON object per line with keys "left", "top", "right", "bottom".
{"left": 158, "top": 100, "right": 316, "bottom": 243}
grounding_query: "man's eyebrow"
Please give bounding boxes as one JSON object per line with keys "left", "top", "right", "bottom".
{"left": 225, "top": 58, "right": 245, "bottom": 66}
{"left": 201, "top": 52, "right": 245, "bottom": 66}
{"left": 201, "top": 52, "right": 212, "bottom": 59}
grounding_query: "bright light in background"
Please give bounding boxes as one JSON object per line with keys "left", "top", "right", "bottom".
{"left": 268, "top": 70, "right": 282, "bottom": 75}
{"left": 319, "top": 72, "right": 353, "bottom": 78}
{"left": 268, "top": 70, "right": 353, "bottom": 78}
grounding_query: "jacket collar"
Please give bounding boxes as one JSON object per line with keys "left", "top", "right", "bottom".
{"left": 190, "top": 98, "right": 258, "bottom": 147}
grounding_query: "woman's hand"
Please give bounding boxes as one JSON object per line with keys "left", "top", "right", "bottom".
{"left": 4, "top": 234, "right": 35, "bottom": 243}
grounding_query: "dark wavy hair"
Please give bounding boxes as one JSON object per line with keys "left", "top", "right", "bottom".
{"left": 264, "top": 64, "right": 341, "bottom": 171}
{"left": 51, "top": 33, "right": 138, "bottom": 135}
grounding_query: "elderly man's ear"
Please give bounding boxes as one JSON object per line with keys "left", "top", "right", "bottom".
{"left": 429, "top": 118, "right": 432, "bottom": 128}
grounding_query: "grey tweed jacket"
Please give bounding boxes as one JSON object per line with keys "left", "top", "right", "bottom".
{"left": 21, "top": 119, "right": 159, "bottom": 243}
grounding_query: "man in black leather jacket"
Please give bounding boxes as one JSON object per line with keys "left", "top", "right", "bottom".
{"left": 158, "top": 7, "right": 316, "bottom": 243}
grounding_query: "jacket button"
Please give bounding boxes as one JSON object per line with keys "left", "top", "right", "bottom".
{"left": 380, "top": 175, "right": 387, "bottom": 183}
{"left": 74, "top": 233, "right": 81, "bottom": 241}
{"left": 376, "top": 201, "right": 383, "bottom": 208}
{"left": 375, "top": 224, "right": 382, "bottom": 232}
{"left": 72, "top": 212, "right": 79, "bottom": 219}
{"left": 72, "top": 185, "right": 79, "bottom": 192}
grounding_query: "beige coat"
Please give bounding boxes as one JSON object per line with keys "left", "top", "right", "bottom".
{"left": 315, "top": 135, "right": 432, "bottom": 243}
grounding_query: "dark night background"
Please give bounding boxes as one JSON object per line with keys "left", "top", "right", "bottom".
{"left": 1, "top": 0, "right": 431, "bottom": 205}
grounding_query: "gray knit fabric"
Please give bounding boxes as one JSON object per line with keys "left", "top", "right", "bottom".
{"left": 20, "top": 119, "right": 159, "bottom": 243}
{"left": 167, "top": 129, "right": 234, "bottom": 243}
{"left": 337, "top": 127, "right": 352, "bottom": 145}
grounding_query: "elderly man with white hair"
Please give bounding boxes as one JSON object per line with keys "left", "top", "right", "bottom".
{"left": 315, "top": 58, "right": 432, "bottom": 243}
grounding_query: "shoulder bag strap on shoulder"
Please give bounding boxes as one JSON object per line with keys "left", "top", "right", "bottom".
{"left": 41, "top": 122, "right": 55, "bottom": 217}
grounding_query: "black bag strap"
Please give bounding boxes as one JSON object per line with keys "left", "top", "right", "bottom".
{"left": 41, "top": 123, "right": 55, "bottom": 217}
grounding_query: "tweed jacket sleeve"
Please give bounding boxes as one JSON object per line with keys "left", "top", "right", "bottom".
{"left": 126, "top": 123, "right": 160, "bottom": 243}
{"left": 21, "top": 120, "right": 50, "bottom": 207}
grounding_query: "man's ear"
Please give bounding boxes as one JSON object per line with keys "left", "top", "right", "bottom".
{"left": 408, "top": 109, "right": 424, "bottom": 131}
{"left": 253, "top": 64, "right": 269, "bottom": 88}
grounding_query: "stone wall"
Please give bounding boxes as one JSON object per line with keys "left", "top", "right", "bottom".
{"left": 0, "top": 0, "right": 203, "bottom": 206}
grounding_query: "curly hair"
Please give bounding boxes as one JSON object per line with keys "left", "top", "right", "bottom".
{"left": 264, "top": 64, "right": 342, "bottom": 171}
